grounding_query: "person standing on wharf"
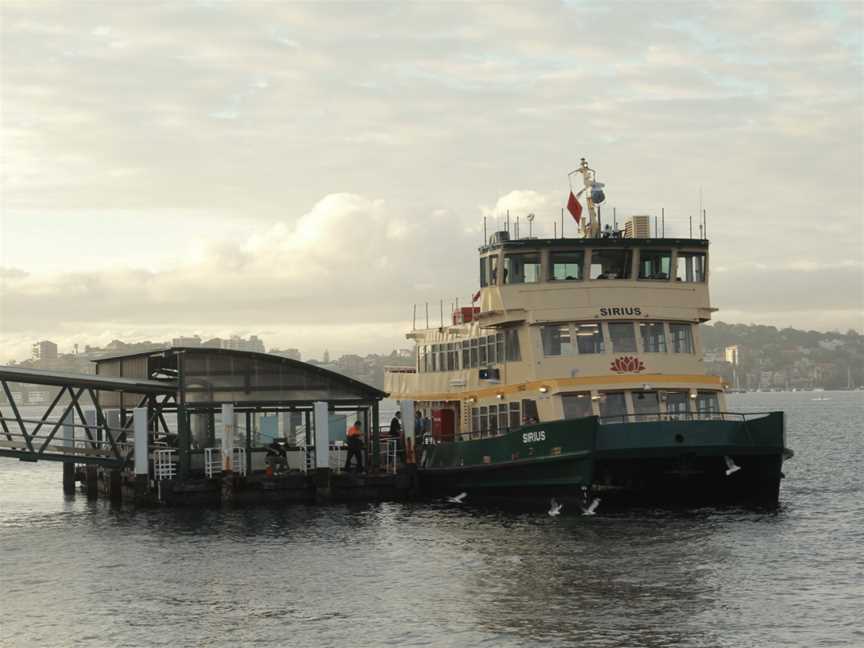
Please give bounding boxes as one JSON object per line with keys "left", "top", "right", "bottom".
{"left": 344, "top": 420, "right": 365, "bottom": 473}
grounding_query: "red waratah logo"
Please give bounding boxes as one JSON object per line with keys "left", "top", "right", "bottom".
{"left": 610, "top": 356, "right": 645, "bottom": 373}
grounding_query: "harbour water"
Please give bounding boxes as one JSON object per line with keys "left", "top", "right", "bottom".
{"left": 1, "top": 391, "right": 861, "bottom": 647}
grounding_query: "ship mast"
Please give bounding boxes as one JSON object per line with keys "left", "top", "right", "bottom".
{"left": 577, "top": 158, "right": 600, "bottom": 238}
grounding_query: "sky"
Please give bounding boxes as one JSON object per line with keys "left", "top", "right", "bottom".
{"left": 1, "top": 1, "right": 862, "bottom": 363}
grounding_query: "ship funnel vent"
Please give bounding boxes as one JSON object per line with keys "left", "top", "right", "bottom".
{"left": 489, "top": 230, "right": 510, "bottom": 245}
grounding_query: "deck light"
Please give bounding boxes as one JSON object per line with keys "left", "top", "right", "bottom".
{"left": 496, "top": 393, "right": 504, "bottom": 400}
{"left": 539, "top": 386, "right": 549, "bottom": 393}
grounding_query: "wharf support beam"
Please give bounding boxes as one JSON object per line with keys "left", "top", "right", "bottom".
{"left": 313, "top": 401, "right": 331, "bottom": 502}
{"left": 221, "top": 403, "right": 236, "bottom": 503}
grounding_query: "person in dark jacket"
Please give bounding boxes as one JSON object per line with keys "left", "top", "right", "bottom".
{"left": 389, "top": 411, "right": 403, "bottom": 461}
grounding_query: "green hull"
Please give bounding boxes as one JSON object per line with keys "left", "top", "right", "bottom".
{"left": 418, "top": 412, "right": 790, "bottom": 506}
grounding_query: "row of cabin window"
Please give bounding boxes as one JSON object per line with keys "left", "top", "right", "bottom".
{"left": 541, "top": 321, "right": 694, "bottom": 356}
{"left": 479, "top": 249, "right": 706, "bottom": 286}
{"left": 469, "top": 399, "right": 539, "bottom": 437}
{"left": 417, "top": 330, "right": 521, "bottom": 373}
{"left": 466, "top": 390, "right": 719, "bottom": 434}
{"left": 575, "top": 389, "right": 720, "bottom": 420}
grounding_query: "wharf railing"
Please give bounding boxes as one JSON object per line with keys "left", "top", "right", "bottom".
{"left": 203, "top": 447, "right": 248, "bottom": 478}
{"left": 154, "top": 449, "right": 177, "bottom": 480}
{"left": 379, "top": 438, "right": 398, "bottom": 474}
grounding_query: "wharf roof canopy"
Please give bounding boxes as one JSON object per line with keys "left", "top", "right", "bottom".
{"left": 0, "top": 365, "right": 175, "bottom": 394}
{"left": 93, "top": 347, "right": 387, "bottom": 405}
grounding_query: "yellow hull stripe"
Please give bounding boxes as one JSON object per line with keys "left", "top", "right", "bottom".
{"left": 390, "top": 373, "right": 723, "bottom": 402}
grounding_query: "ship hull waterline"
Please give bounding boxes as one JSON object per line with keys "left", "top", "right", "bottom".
{"left": 417, "top": 413, "right": 790, "bottom": 508}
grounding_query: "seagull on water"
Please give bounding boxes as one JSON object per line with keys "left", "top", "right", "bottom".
{"left": 548, "top": 498, "right": 563, "bottom": 517}
{"left": 447, "top": 492, "right": 467, "bottom": 504}
{"left": 581, "top": 497, "right": 601, "bottom": 516}
{"left": 724, "top": 456, "right": 741, "bottom": 476}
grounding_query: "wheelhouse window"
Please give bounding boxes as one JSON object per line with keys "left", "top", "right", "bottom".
{"left": 542, "top": 325, "right": 573, "bottom": 356}
{"left": 665, "top": 392, "right": 690, "bottom": 418}
{"left": 562, "top": 392, "right": 593, "bottom": 419}
{"left": 485, "top": 336, "right": 496, "bottom": 364}
{"left": 549, "top": 251, "right": 584, "bottom": 281}
{"left": 490, "top": 256, "right": 499, "bottom": 285}
{"left": 676, "top": 252, "right": 706, "bottom": 282}
{"left": 599, "top": 392, "right": 627, "bottom": 419}
{"left": 470, "top": 338, "right": 479, "bottom": 367}
{"left": 639, "top": 250, "right": 672, "bottom": 280}
{"left": 504, "top": 253, "right": 541, "bottom": 284}
{"left": 461, "top": 341, "right": 470, "bottom": 368}
{"left": 505, "top": 328, "right": 521, "bottom": 361}
{"left": 669, "top": 323, "right": 694, "bottom": 353}
{"left": 479, "top": 336, "right": 488, "bottom": 364}
{"left": 479, "top": 257, "right": 488, "bottom": 287}
{"left": 633, "top": 391, "right": 659, "bottom": 421}
{"left": 640, "top": 322, "right": 667, "bottom": 353}
{"left": 496, "top": 333, "right": 504, "bottom": 362}
{"left": 575, "top": 323, "right": 604, "bottom": 354}
{"left": 590, "top": 249, "right": 632, "bottom": 279}
{"left": 608, "top": 322, "right": 637, "bottom": 353}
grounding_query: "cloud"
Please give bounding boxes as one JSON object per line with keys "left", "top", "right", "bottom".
{"left": 0, "top": 193, "right": 484, "bottom": 359}
{"left": 0, "top": 2, "right": 861, "bottom": 359}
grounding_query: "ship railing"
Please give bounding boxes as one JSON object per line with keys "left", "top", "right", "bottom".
{"left": 456, "top": 426, "right": 516, "bottom": 442}
{"left": 598, "top": 411, "right": 775, "bottom": 424}
{"left": 383, "top": 366, "right": 417, "bottom": 374}
{"left": 450, "top": 411, "right": 776, "bottom": 441}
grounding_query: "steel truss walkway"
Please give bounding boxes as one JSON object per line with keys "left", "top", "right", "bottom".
{"left": 0, "top": 366, "right": 176, "bottom": 468}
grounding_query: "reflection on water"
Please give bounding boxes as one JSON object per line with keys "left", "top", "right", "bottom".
{"left": 1, "top": 391, "right": 862, "bottom": 647}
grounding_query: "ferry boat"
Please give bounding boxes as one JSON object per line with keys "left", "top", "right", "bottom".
{"left": 385, "top": 160, "right": 793, "bottom": 507}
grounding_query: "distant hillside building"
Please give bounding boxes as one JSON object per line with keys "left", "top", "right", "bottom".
{"left": 222, "top": 335, "right": 266, "bottom": 353}
{"left": 271, "top": 348, "right": 302, "bottom": 361}
{"left": 172, "top": 335, "right": 203, "bottom": 347}
{"left": 32, "top": 340, "right": 58, "bottom": 361}
{"left": 724, "top": 345, "right": 739, "bottom": 365}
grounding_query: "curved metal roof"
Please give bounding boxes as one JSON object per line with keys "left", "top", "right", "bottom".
{"left": 93, "top": 347, "right": 387, "bottom": 399}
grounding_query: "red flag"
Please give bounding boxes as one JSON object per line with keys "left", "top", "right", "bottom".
{"left": 472, "top": 290, "right": 481, "bottom": 302}
{"left": 567, "top": 191, "right": 582, "bottom": 223}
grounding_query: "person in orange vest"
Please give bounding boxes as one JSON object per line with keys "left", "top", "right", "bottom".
{"left": 344, "top": 420, "right": 364, "bottom": 473}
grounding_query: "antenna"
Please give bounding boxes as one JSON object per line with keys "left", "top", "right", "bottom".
{"left": 689, "top": 215, "right": 693, "bottom": 239}
{"left": 613, "top": 207, "right": 617, "bottom": 231}
{"left": 661, "top": 208, "right": 665, "bottom": 237}
{"left": 506, "top": 209, "right": 510, "bottom": 236}
{"left": 554, "top": 221, "right": 557, "bottom": 238}
{"left": 515, "top": 215, "right": 520, "bottom": 239}
{"left": 439, "top": 299, "right": 444, "bottom": 328}
{"left": 527, "top": 212, "right": 535, "bottom": 238}
{"left": 703, "top": 208, "right": 707, "bottom": 239}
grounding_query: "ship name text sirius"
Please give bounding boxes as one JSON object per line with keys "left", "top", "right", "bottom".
{"left": 385, "top": 159, "right": 793, "bottom": 508}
